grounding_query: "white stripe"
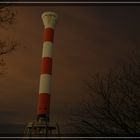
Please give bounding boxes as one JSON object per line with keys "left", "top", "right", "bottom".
{"left": 42, "top": 42, "right": 53, "bottom": 58}
{"left": 39, "top": 74, "right": 51, "bottom": 94}
{"left": 44, "top": 25, "right": 55, "bottom": 29}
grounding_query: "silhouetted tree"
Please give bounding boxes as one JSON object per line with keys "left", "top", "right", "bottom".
{"left": 0, "top": 6, "right": 16, "bottom": 27}
{"left": 0, "top": 6, "right": 16, "bottom": 74}
{"left": 71, "top": 48, "right": 140, "bottom": 136}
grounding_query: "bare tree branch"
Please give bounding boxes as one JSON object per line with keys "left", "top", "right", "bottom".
{"left": 72, "top": 48, "right": 140, "bottom": 136}
{"left": 0, "top": 6, "right": 16, "bottom": 27}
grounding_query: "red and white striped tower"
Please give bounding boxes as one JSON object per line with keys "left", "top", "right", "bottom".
{"left": 37, "top": 11, "right": 58, "bottom": 122}
{"left": 24, "top": 11, "right": 58, "bottom": 137}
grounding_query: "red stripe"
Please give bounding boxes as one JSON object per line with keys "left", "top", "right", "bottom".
{"left": 37, "top": 93, "right": 50, "bottom": 116}
{"left": 41, "top": 57, "right": 52, "bottom": 74}
{"left": 44, "top": 28, "right": 54, "bottom": 42}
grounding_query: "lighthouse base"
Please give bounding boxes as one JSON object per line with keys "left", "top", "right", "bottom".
{"left": 24, "top": 120, "right": 58, "bottom": 137}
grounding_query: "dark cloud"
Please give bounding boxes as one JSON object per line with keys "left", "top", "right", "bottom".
{"left": 0, "top": 123, "right": 24, "bottom": 134}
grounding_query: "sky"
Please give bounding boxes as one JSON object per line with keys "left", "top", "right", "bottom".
{"left": 0, "top": 5, "right": 140, "bottom": 135}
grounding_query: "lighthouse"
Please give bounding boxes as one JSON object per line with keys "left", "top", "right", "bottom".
{"left": 24, "top": 11, "right": 58, "bottom": 137}
{"left": 37, "top": 11, "right": 57, "bottom": 123}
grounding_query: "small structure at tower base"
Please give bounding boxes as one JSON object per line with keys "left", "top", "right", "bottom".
{"left": 24, "top": 120, "right": 59, "bottom": 137}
